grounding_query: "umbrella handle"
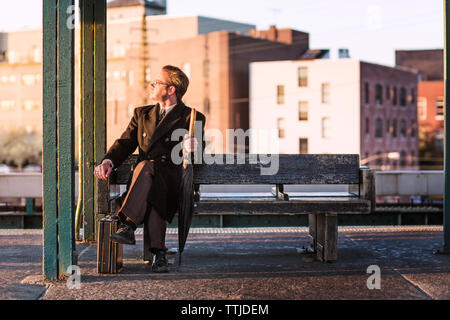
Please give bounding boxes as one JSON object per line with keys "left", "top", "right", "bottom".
{"left": 183, "top": 108, "right": 196, "bottom": 169}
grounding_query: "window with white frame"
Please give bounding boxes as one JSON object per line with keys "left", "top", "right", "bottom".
{"left": 298, "top": 101, "right": 308, "bottom": 121}
{"left": 418, "top": 97, "right": 427, "bottom": 120}
{"left": 277, "top": 85, "right": 285, "bottom": 105}
{"left": 436, "top": 96, "right": 444, "bottom": 120}
{"left": 321, "top": 83, "right": 330, "bottom": 104}
{"left": 321, "top": 117, "right": 330, "bottom": 138}
{"left": 298, "top": 67, "right": 308, "bottom": 87}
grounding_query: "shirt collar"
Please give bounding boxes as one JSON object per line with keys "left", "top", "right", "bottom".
{"left": 160, "top": 103, "right": 177, "bottom": 116}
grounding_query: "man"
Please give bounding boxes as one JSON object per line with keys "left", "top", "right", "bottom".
{"left": 94, "top": 65, "right": 206, "bottom": 273}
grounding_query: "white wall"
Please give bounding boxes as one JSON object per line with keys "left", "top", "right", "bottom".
{"left": 249, "top": 59, "right": 361, "bottom": 154}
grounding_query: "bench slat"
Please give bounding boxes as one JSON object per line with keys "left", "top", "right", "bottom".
{"left": 194, "top": 199, "right": 371, "bottom": 215}
{"left": 111, "top": 154, "right": 360, "bottom": 185}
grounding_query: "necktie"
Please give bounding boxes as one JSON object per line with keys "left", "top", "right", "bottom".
{"left": 158, "top": 109, "right": 166, "bottom": 124}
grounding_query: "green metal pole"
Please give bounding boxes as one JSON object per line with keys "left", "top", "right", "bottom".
{"left": 80, "top": 0, "right": 107, "bottom": 241}
{"left": 93, "top": 0, "right": 107, "bottom": 237}
{"left": 42, "top": 0, "right": 59, "bottom": 280}
{"left": 444, "top": 0, "right": 450, "bottom": 252}
{"left": 80, "top": 0, "right": 95, "bottom": 241}
{"left": 58, "top": 0, "right": 77, "bottom": 276}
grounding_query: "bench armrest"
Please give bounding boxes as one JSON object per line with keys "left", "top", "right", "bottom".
{"left": 360, "top": 168, "right": 376, "bottom": 213}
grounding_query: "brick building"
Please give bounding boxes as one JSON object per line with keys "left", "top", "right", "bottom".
{"left": 396, "top": 49, "right": 444, "bottom": 169}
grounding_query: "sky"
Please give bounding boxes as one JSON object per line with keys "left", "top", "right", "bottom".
{"left": 0, "top": 0, "right": 444, "bottom": 66}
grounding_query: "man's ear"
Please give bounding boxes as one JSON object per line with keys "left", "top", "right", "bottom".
{"left": 169, "top": 86, "right": 176, "bottom": 96}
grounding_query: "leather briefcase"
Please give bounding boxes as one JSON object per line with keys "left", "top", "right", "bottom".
{"left": 97, "top": 216, "right": 123, "bottom": 274}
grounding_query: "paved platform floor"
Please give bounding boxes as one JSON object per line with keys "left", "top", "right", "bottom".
{"left": 1, "top": 226, "right": 449, "bottom": 300}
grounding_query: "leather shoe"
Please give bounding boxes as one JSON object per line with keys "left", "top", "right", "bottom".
{"left": 152, "top": 250, "right": 169, "bottom": 273}
{"left": 110, "top": 223, "right": 136, "bottom": 245}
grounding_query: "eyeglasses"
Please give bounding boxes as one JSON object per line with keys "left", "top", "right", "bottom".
{"left": 150, "top": 80, "right": 170, "bottom": 87}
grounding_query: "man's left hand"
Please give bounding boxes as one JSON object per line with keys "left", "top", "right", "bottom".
{"left": 183, "top": 134, "right": 198, "bottom": 153}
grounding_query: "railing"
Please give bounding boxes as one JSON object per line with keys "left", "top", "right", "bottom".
{"left": 0, "top": 170, "right": 444, "bottom": 209}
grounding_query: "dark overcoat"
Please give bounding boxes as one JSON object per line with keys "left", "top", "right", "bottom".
{"left": 102, "top": 101, "right": 206, "bottom": 223}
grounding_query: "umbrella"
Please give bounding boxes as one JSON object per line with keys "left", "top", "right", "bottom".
{"left": 178, "top": 108, "right": 197, "bottom": 265}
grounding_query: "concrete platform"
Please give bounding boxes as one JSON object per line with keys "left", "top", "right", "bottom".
{"left": 1, "top": 226, "right": 449, "bottom": 300}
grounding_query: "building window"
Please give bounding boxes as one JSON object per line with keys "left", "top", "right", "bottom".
{"left": 203, "top": 60, "right": 210, "bottom": 78}
{"left": 365, "top": 117, "right": 370, "bottom": 136}
{"left": 277, "top": 85, "right": 285, "bottom": 105}
{"left": 128, "top": 71, "right": 134, "bottom": 86}
{"left": 299, "top": 138, "right": 308, "bottom": 154}
{"left": 392, "top": 119, "right": 397, "bottom": 137}
{"left": 298, "top": 101, "right": 308, "bottom": 121}
{"left": 386, "top": 119, "right": 390, "bottom": 135}
{"left": 364, "top": 82, "right": 369, "bottom": 104}
{"left": 410, "top": 151, "right": 415, "bottom": 166}
{"left": 375, "top": 151, "right": 382, "bottom": 167}
{"left": 321, "top": 83, "right": 330, "bottom": 104}
{"left": 393, "top": 87, "right": 398, "bottom": 106}
{"left": 400, "top": 87, "right": 407, "bottom": 106}
{"left": 112, "top": 41, "right": 126, "bottom": 58}
{"left": 386, "top": 85, "right": 391, "bottom": 100}
{"left": 375, "top": 118, "right": 383, "bottom": 138}
{"left": 418, "top": 97, "right": 427, "bottom": 120}
{"left": 375, "top": 84, "right": 383, "bottom": 105}
{"left": 277, "top": 118, "right": 285, "bottom": 138}
{"left": 322, "top": 117, "right": 330, "bottom": 138}
{"left": 298, "top": 67, "right": 308, "bottom": 87}
{"left": 145, "top": 68, "right": 151, "bottom": 83}
{"left": 183, "top": 62, "right": 191, "bottom": 78}
{"left": 436, "top": 96, "right": 444, "bottom": 120}
{"left": 410, "top": 121, "right": 416, "bottom": 137}
{"left": 0, "top": 100, "right": 15, "bottom": 111}
{"left": 204, "top": 98, "right": 210, "bottom": 114}
{"left": 411, "top": 88, "right": 416, "bottom": 104}
{"left": 400, "top": 151, "right": 407, "bottom": 167}
{"left": 22, "top": 74, "right": 40, "bottom": 86}
{"left": 400, "top": 119, "right": 407, "bottom": 137}
{"left": 23, "top": 100, "right": 40, "bottom": 111}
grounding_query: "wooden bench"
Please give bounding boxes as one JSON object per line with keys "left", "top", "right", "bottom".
{"left": 96, "top": 154, "right": 375, "bottom": 262}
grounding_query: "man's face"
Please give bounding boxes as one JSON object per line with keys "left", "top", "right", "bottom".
{"left": 149, "top": 70, "right": 171, "bottom": 103}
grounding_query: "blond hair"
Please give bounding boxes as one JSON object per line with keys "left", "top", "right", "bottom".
{"left": 162, "top": 65, "right": 189, "bottom": 101}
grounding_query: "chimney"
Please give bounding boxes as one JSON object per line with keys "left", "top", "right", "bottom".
{"left": 268, "top": 25, "right": 278, "bottom": 42}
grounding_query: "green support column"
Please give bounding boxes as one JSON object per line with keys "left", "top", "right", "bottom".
{"left": 58, "top": 0, "right": 77, "bottom": 275}
{"left": 444, "top": 0, "right": 450, "bottom": 253}
{"left": 80, "top": 0, "right": 107, "bottom": 242}
{"left": 43, "top": 0, "right": 76, "bottom": 279}
{"left": 42, "top": 0, "right": 59, "bottom": 280}
{"left": 94, "top": 0, "right": 107, "bottom": 236}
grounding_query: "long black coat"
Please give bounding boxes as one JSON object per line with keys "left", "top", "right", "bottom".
{"left": 102, "top": 102, "right": 206, "bottom": 223}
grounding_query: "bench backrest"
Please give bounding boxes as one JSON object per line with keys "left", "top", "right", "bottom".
{"left": 111, "top": 154, "right": 360, "bottom": 185}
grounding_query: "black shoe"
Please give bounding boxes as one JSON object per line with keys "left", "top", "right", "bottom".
{"left": 152, "top": 250, "right": 169, "bottom": 273}
{"left": 110, "top": 223, "right": 136, "bottom": 245}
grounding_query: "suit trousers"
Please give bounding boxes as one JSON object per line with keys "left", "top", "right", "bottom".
{"left": 119, "top": 160, "right": 166, "bottom": 251}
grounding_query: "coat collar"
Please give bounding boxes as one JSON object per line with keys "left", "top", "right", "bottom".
{"left": 146, "top": 101, "right": 186, "bottom": 150}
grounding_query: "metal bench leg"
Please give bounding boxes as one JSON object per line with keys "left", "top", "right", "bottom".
{"left": 307, "top": 214, "right": 317, "bottom": 253}
{"left": 143, "top": 221, "right": 152, "bottom": 263}
{"left": 316, "top": 213, "right": 338, "bottom": 262}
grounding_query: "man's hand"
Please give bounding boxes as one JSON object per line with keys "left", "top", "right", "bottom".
{"left": 94, "top": 160, "right": 113, "bottom": 180}
{"left": 183, "top": 133, "right": 198, "bottom": 153}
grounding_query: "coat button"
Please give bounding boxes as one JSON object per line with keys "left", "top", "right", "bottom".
{"left": 164, "top": 137, "right": 169, "bottom": 142}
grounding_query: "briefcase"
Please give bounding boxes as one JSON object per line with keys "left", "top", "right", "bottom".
{"left": 97, "top": 216, "right": 123, "bottom": 274}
